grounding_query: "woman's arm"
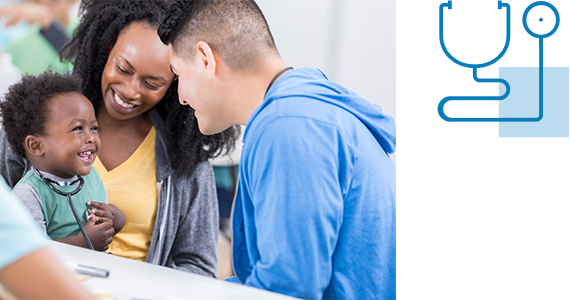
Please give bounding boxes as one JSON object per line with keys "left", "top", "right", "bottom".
{"left": 170, "top": 161, "right": 219, "bottom": 278}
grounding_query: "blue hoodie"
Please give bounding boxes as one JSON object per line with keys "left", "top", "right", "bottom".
{"left": 230, "top": 68, "right": 396, "bottom": 300}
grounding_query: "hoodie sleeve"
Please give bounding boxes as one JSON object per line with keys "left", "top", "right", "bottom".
{"left": 242, "top": 116, "right": 354, "bottom": 299}
{"left": 0, "top": 128, "right": 30, "bottom": 188}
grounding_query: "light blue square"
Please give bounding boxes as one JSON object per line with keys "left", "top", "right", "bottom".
{"left": 499, "top": 67, "right": 569, "bottom": 137}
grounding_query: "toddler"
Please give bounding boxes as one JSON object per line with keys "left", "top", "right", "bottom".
{"left": 0, "top": 71, "right": 125, "bottom": 251}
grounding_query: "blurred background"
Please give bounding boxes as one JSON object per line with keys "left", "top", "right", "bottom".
{"left": 0, "top": 0, "right": 396, "bottom": 279}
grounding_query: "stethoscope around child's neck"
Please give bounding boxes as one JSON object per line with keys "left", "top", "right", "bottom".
{"left": 33, "top": 167, "right": 95, "bottom": 250}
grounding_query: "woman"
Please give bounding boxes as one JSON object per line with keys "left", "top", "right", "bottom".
{"left": 0, "top": 0, "right": 239, "bottom": 278}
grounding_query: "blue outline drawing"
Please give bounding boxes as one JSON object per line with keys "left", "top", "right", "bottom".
{"left": 438, "top": 1, "right": 560, "bottom": 122}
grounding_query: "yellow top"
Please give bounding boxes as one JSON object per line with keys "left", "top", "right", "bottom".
{"left": 93, "top": 127, "right": 158, "bottom": 262}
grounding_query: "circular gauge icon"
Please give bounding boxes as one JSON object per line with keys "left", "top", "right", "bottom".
{"left": 523, "top": 1, "right": 559, "bottom": 38}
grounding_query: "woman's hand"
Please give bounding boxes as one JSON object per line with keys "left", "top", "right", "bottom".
{"left": 87, "top": 201, "right": 126, "bottom": 234}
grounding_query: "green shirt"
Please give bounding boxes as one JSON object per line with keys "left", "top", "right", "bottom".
{"left": 14, "top": 167, "right": 106, "bottom": 240}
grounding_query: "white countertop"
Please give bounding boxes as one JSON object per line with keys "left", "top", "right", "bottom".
{"left": 48, "top": 241, "right": 295, "bottom": 300}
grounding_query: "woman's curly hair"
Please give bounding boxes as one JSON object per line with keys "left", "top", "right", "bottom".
{"left": 0, "top": 71, "right": 83, "bottom": 158}
{"left": 61, "top": 0, "right": 240, "bottom": 176}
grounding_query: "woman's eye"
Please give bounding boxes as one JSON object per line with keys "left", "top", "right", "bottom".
{"left": 146, "top": 82, "right": 159, "bottom": 90}
{"left": 117, "top": 65, "right": 129, "bottom": 74}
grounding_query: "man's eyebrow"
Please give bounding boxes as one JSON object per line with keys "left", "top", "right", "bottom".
{"left": 118, "top": 56, "right": 135, "bottom": 70}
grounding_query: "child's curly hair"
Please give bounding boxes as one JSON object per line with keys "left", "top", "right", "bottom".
{"left": 0, "top": 71, "right": 82, "bottom": 158}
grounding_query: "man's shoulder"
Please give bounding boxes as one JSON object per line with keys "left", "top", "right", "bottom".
{"left": 255, "top": 95, "right": 352, "bottom": 130}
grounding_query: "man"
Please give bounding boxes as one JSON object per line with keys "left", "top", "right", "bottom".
{"left": 158, "top": 1, "right": 396, "bottom": 299}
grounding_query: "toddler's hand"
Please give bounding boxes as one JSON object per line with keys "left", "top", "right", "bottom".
{"left": 83, "top": 216, "right": 114, "bottom": 251}
{"left": 87, "top": 201, "right": 126, "bottom": 233}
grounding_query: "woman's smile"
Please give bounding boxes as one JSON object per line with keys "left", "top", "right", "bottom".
{"left": 110, "top": 88, "right": 138, "bottom": 113}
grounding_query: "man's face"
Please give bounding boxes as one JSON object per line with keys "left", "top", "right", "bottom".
{"left": 169, "top": 45, "right": 234, "bottom": 135}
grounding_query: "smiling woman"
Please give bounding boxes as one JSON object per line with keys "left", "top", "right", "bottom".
{"left": 0, "top": 0, "right": 240, "bottom": 278}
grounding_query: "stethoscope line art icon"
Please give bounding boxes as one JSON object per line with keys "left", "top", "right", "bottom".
{"left": 438, "top": 1, "right": 560, "bottom": 122}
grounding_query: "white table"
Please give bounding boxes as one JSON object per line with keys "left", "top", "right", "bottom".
{"left": 48, "top": 241, "right": 295, "bottom": 300}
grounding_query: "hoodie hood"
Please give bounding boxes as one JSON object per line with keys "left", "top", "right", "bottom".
{"left": 248, "top": 67, "right": 396, "bottom": 154}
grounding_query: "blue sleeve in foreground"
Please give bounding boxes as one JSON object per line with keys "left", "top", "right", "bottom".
{"left": 0, "top": 180, "right": 47, "bottom": 270}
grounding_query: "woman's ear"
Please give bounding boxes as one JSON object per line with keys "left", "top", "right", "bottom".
{"left": 24, "top": 135, "right": 44, "bottom": 157}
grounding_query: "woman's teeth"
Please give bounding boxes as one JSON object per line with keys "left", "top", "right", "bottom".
{"left": 114, "top": 92, "right": 135, "bottom": 109}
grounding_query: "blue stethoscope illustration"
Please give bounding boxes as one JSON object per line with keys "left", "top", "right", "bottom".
{"left": 438, "top": 1, "right": 560, "bottom": 122}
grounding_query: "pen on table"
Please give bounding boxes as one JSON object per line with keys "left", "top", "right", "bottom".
{"left": 75, "top": 265, "right": 109, "bottom": 278}
{"left": 65, "top": 262, "right": 110, "bottom": 278}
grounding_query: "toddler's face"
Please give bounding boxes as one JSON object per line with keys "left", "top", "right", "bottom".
{"left": 40, "top": 92, "right": 100, "bottom": 178}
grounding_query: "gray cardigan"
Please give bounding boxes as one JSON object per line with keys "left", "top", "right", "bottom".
{"left": 0, "top": 108, "right": 219, "bottom": 277}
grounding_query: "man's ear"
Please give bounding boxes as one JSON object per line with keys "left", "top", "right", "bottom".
{"left": 195, "top": 41, "right": 218, "bottom": 80}
{"left": 24, "top": 135, "right": 44, "bottom": 157}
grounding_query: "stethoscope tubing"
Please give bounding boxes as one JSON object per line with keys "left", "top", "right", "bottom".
{"left": 63, "top": 192, "right": 95, "bottom": 250}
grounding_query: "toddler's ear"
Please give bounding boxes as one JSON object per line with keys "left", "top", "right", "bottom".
{"left": 24, "top": 135, "right": 44, "bottom": 157}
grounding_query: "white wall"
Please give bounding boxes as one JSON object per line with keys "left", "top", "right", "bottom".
{"left": 256, "top": 0, "right": 396, "bottom": 121}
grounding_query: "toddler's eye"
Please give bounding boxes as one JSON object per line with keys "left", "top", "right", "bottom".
{"left": 91, "top": 125, "right": 98, "bottom": 131}
{"left": 72, "top": 126, "right": 82, "bottom": 131}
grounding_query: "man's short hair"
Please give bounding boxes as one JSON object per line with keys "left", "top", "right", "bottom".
{"left": 158, "top": 0, "right": 278, "bottom": 71}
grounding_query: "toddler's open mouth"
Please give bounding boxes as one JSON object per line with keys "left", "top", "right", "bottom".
{"left": 78, "top": 151, "right": 95, "bottom": 163}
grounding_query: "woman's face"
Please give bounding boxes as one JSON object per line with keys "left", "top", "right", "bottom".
{"left": 100, "top": 21, "right": 175, "bottom": 122}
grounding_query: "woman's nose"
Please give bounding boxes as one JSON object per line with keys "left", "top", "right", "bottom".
{"left": 123, "top": 78, "right": 142, "bottom": 100}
